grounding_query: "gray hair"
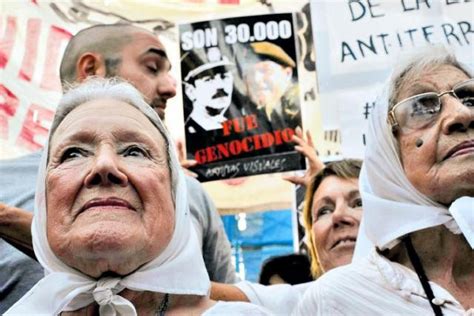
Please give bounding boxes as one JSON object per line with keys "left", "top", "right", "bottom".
{"left": 49, "top": 77, "right": 176, "bottom": 198}
{"left": 388, "top": 45, "right": 473, "bottom": 110}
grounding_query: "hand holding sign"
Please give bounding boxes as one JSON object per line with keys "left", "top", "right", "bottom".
{"left": 282, "top": 127, "right": 324, "bottom": 186}
{"left": 176, "top": 139, "right": 199, "bottom": 178}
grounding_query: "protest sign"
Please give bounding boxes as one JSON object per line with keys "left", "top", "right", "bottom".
{"left": 311, "top": 0, "right": 474, "bottom": 157}
{"left": 1, "top": 0, "right": 318, "bottom": 214}
{"left": 180, "top": 13, "right": 306, "bottom": 181}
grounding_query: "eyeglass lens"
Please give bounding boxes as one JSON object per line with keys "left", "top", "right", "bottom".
{"left": 398, "top": 79, "right": 474, "bottom": 130}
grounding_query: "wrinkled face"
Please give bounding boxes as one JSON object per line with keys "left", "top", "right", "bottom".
{"left": 47, "top": 99, "right": 174, "bottom": 278}
{"left": 311, "top": 176, "right": 362, "bottom": 273}
{"left": 189, "top": 70, "right": 233, "bottom": 119}
{"left": 396, "top": 65, "right": 474, "bottom": 205}
{"left": 245, "top": 60, "right": 292, "bottom": 110}
{"left": 117, "top": 30, "right": 177, "bottom": 120}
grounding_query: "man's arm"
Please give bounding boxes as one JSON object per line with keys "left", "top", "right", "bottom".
{"left": 0, "top": 203, "right": 35, "bottom": 259}
{"left": 213, "top": 280, "right": 311, "bottom": 314}
{"left": 178, "top": 139, "right": 237, "bottom": 283}
{"left": 185, "top": 176, "right": 238, "bottom": 283}
{"left": 202, "top": 203, "right": 238, "bottom": 283}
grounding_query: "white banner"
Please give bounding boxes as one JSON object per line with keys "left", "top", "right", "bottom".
{"left": 311, "top": 0, "right": 474, "bottom": 157}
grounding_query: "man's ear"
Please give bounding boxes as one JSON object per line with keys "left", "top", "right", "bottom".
{"left": 184, "top": 82, "right": 196, "bottom": 101}
{"left": 284, "top": 66, "right": 293, "bottom": 82}
{"left": 76, "top": 53, "right": 106, "bottom": 82}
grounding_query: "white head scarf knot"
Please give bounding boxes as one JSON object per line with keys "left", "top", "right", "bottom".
{"left": 354, "top": 60, "right": 474, "bottom": 259}
{"left": 6, "top": 78, "right": 210, "bottom": 315}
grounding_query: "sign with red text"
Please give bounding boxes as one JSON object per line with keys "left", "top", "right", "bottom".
{"left": 2, "top": 0, "right": 318, "bottom": 215}
{"left": 180, "top": 13, "right": 305, "bottom": 181}
{"left": 0, "top": 11, "right": 73, "bottom": 157}
{"left": 0, "top": 1, "right": 179, "bottom": 158}
{"left": 311, "top": 0, "right": 474, "bottom": 158}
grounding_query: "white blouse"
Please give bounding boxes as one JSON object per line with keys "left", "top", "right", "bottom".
{"left": 235, "top": 280, "right": 311, "bottom": 314}
{"left": 294, "top": 250, "right": 472, "bottom": 316}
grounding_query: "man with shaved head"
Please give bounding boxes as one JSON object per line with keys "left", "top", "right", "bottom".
{"left": 59, "top": 24, "right": 132, "bottom": 84}
{"left": 0, "top": 23, "right": 236, "bottom": 312}
{"left": 59, "top": 24, "right": 176, "bottom": 119}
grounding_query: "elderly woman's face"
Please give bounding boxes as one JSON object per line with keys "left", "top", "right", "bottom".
{"left": 311, "top": 176, "right": 362, "bottom": 273}
{"left": 396, "top": 65, "right": 473, "bottom": 205}
{"left": 46, "top": 99, "right": 174, "bottom": 277}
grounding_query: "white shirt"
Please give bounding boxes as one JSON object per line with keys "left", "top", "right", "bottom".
{"left": 294, "top": 250, "right": 472, "bottom": 315}
{"left": 204, "top": 301, "right": 271, "bottom": 315}
{"left": 235, "top": 280, "right": 311, "bottom": 315}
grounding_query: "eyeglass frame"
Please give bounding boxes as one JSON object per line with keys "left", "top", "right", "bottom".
{"left": 387, "top": 78, "right": 474, "bottom": 132}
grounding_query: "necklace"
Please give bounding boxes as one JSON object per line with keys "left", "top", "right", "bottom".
{"left": 156, "top": 293, "right": 169, "bottom": 316}
{"left": 403, "top": 236, "right": 443, "bottom": 316}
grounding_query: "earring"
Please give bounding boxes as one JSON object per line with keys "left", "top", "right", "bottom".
{"left": 415, "top": 139, "right": 423, "bottom": 148}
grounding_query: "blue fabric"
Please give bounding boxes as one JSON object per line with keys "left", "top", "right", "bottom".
{"left": 222, "top": 210, "right": 294, "bottom": 282}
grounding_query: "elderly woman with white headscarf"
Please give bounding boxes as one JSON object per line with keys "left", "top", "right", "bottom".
{"left": 6, "top": 78, "right": 268, "bottom": 315}
{"left": 294, "top": 46, "right": 473, "bottom": 315}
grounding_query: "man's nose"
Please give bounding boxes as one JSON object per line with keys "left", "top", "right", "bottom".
{"left": 157, "top": 73, "right": 177, "bottom": 100}
{"left": 84, "top": 147, "right": 128, "bottom": 188}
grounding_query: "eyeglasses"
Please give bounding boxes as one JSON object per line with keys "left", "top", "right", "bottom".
{"left": 388, "top": 78, "right": 474, "bottom": 132}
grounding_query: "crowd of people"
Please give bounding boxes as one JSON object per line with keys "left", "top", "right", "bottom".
{"left": 0, "top": 21, "right": 473, "bottom": 315}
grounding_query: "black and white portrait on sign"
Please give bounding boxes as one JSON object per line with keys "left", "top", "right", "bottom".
{"left": 183, "top": 47, "right": 235, "bottom": 133}
{"left": 180, "top": 13, "right": 305, "bottom": 182}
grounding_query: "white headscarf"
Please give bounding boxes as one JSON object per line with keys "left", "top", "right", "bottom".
{"left": 354, "top": 55, "right": 474, "bottom": 259}
{"left": 6, "top": 79, "right": 210, "bottom": 315}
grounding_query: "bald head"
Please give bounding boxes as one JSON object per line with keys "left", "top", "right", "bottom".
{"left": 59, "top": 23, "right": 176, "bottom": 120}
{"left": 59, "top": 24, "right": 150, "bottom": 89}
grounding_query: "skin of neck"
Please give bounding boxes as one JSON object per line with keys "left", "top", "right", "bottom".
{"left": 61, "top": 290, "right": 214, "bottom": 316}
{"left": 387, "top": 225, "right": 474, "bottom": 309}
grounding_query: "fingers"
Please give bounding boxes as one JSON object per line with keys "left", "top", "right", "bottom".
{"left": 292, "top": 129, "right": 325, "bottom": 177}
{"left": 295, "top": 126, "right": 303, "bottom": 137}
{"left": 176, "top": 139, "right": 199, "bottom": 174}
{"left": 306, "top": 130, "right": 315, "bottom": 148}
{"left": 292, "top": 128, "right": 314, "bottom": 150}
{"left": 180, "top": 158, "right": 198, "bottom": 178}
{"left": 181, "top": 159, "right": 198, "bottom": 169}
{"left": 176, "top": 139, "right": 185, "bottom": 161}
{"left": 282, "top": 174, "right": 306, "bottom": 185}
{"left": 292, "top": 134, "right": 305, "bottom": 146}
{"left": 294, "top": 145, "right": 303, "bottom": 152}
{"left": 294, "top": 143, "right": 313, "bottom": 159}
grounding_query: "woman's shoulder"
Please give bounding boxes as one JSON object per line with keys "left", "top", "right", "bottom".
{"left": 317, "top": 258, "right": 374, "bottom": 285}
{"left": 203, "top": 301, "right": 272, "bottom": 315}
{"left": 293, "top": 254, "right": 415, "bottom": 315}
